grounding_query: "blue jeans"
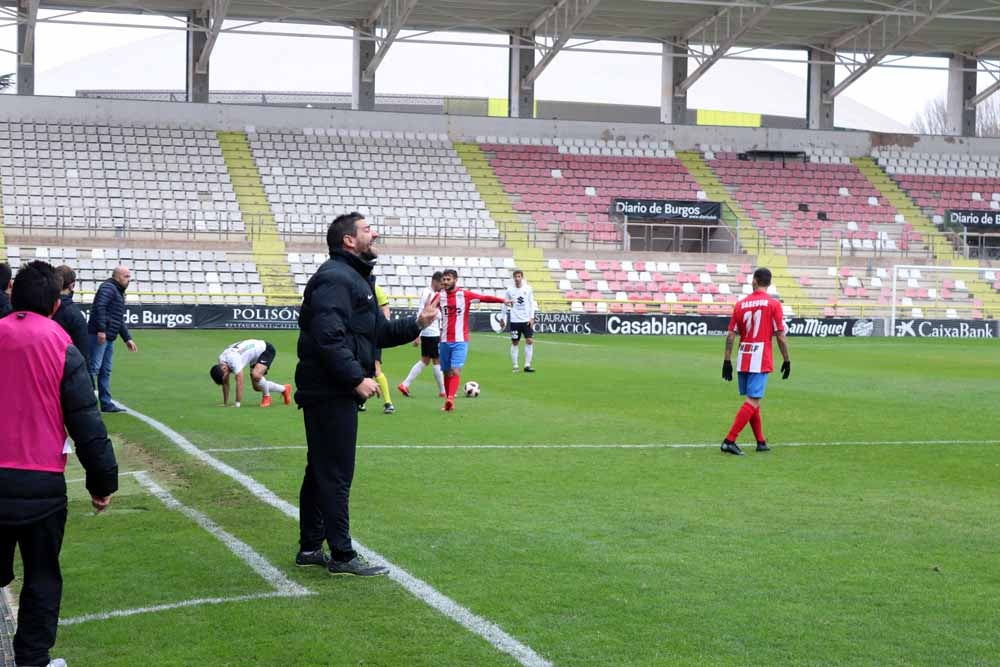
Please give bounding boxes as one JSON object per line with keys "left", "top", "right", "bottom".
{"left": 88, "top": 334, "right": 115, "bottom": 409}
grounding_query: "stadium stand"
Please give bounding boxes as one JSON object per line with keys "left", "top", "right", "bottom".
{"left": 247, "top": 128, "right": 500, "bottom": 243}
{"left": 0, "top": 121, "right": 244, "bottom": 236}
{"left": 5, "top": 244, "right": 266, "bottom": 304}
{"left": 479, "top": 136, "right": 701, "bottom": 246}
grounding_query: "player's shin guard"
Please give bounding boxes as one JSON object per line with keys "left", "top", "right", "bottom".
{"left": 403, "top": 360, "right": 426, "bottom": 388}
{"left": 726, "top": 402, "right": 757, "bottom": 442}
{"left": 525, "top": 344, "right": 533, "bottom": 367}
{"left": 432, "top": 365, "right": 445, "bottom": 394}
{"left": 749, "top": 406, "right": 764, "bottom": 442}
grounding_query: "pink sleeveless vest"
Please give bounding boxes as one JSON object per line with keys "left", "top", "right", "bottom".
{"left": 0, "top": 311, "right": 71, "bottom": 473}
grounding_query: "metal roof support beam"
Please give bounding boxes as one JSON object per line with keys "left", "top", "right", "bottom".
{"left": 660, "top": 39, "right": 688, "bottom": 125}
{"left": 509, "top": 28, "right": 535, "bottom": 118}
{"left": 186, "top": 10, "right": 210, "bottom": 103}
{"left": 523, "top": 0, "right": 602, "bottom": 86}
{"left": 947, "top": 54, "right": 976, "bottom": 135}
{"left": 195, "top": 0, "right": 231, "bottom": 76}
{"left": 974, "top": 37, "right": 1000, "bottom": 57}
{"left": 16, "top": 0, "right": 38, "bottom": 95}
{"left": 675, "top": 1, "right": 774, "bottom": 95}
{"left": 352, "top": 23, "right": 375, "bottom": 111}
{"left": 361, "top": 0, "right": 419, "bottom": 82}
{"left": 968, "top": 60, "right": 1000, "bottom": 110}
{"left": 806, "top": 46, "right": 834, "bottom": 130}
{"left": 826, "top": 0, "right": 952, "bottom": 100}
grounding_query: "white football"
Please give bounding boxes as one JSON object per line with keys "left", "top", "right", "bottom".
{"left": 464, "top": 381, "right": 480, "bottom": 397}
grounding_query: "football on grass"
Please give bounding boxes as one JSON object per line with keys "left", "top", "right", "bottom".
{"left": 464, "top": 381, "right": 480, "bottom": 397}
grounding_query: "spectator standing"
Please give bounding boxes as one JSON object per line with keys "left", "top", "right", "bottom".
{"left": 53, "top": 265, "right": 91, "bottom": 372}
{"left": 87, "top": 266, "right": 138, "bottom": 413}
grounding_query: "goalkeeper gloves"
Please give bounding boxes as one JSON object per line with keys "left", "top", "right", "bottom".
{"left": 781, "top": 360, "right": 791, "bottom": 379}
{"left": 722, "top": 360, "right": 733, "bottom": 382}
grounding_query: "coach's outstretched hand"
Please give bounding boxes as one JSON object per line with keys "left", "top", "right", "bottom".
{"left": 781, "top": 360, "right": 791, "bottom": 379}
{"left": 416, "top": 293, "right": 440, "bottom": 329}
{"left": 722, "top": 360, "right": 733, "bottom": 381}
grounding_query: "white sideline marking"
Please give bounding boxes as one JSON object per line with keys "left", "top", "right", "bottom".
{"left": 132, "top": 472, "right": 309, "bottom": 598}
{"left": 120, "top": 404, "right": 552, "bottom": 667}
{"left": 60, "top": 592, "right": 298, "bottom": 626}
{"left": 203, "top": 439, "right": 1000, "bottom": 454}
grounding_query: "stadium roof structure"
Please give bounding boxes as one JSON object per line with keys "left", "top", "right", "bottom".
{"left": 5, "top": 0, "right": 1000, "bottom": 128}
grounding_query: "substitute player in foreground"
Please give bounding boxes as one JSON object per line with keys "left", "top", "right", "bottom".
{"left": 720, "top": 268, "right": 790, "bottom": 455}
{"left": 438, "top": 269, "right": 510, "bottom": 412}
{"left": 210, "top": 339, "right": 292, "bottom": 408}
{"left": 499, "top": 269, "right": 537, "bottom": 372}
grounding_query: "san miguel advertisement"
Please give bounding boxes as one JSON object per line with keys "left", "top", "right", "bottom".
{"left": 612, "top": 198, "right": 722, "bottom": 223}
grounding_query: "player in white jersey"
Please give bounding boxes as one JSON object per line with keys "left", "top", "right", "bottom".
{"left": 499, "top": 269, "right": 537, "bottom": 372}
{"left": 209, "top": 339, "right": 291, "bottom": 408}
{"left": 398, "top": 271, "right": 446, "bottom": 398}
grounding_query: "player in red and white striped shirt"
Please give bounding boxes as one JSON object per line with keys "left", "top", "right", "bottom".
{"left": 720, "top": 268, "right": 791, "bottom": 455}
{"left": 438, "top": 269, "right": 509, "bottom": 412}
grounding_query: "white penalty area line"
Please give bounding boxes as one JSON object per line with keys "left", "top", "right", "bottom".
{"left": 202, "top": 439, "right": 1000, "bottom": 454}
{"left": 119, "top": 404, "right": 552, "bottom": 667}
{"left": 60, "top": 592, "right": 300, "bottom": 627}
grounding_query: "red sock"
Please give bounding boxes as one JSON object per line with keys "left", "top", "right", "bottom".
{"left": 726, "top": 402, "right": 757, "bottom": 442}
{"left": 749, "top": 406, "right": 764, "bottom": 442}
{"left": 446, "top": 374, "right": 460, "bottom": 399}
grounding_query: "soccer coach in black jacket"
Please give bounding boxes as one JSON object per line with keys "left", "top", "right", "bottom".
{"left": 294, "top": 212, "right": 439, "bottom": 577}
{"left": 54, "top": 265, "right": 91, "bottom": 371}
{"left": 0, "top": 261, "right": 118, "bottom": 667}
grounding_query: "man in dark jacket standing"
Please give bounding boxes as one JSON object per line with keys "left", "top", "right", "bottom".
{"left": 294, "top": 212, "right": 439, "bottom": 577}
{"left": 88, "top": 266, "right": 138, "bottom": 413}
{"left": 0, "top": 261, "right": 118, "bottom": 667}
{"left": 54, "top": 265, "right": 91, "bottom": 372}
{"left": 0, "top": 261, "right": 12, "bottom": 318}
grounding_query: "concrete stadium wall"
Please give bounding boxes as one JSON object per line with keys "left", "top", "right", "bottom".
{"left": 3, "top": 95, "right": 1000, "bottom": 157}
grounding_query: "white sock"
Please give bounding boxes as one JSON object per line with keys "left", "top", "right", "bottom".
{"left": 403, "top": 360, "right": 426, "bottom": 387}
{"left": 525, "top": 345, "right": 534, "bottom": 366}
{"left": 511, "top": 346, "right": 519, "bottom": 368}
{"left": 432, "top": 364, "right": 445, "bottom": 393}
{"left": 265, "top": 380, "right": 285, "bottom": 394}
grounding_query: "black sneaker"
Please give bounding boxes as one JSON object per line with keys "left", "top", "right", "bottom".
{"left": 101, "top": 404, "right": 126, "bottom": 413}
{"left": 756, "top": 441, "right": 770, "bottom": 452}
{"left": 328, "top": 555, "right": 389, "bottom": 577}
{"left": 524, "top": 366, "right": 536, "bottom": 373}
{"left": 295, "top": 549, "right": 330, "bottom": 567}
{"left": 357, "top": 402, "right": 367, "bottom": 412}
{"left": 721, "top": 440, "right": 745, "bottom": 456}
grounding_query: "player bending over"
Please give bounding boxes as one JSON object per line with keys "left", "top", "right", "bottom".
{"left": 499, "top": 269, "right": 537, "bottom": 372}
{"left": 210, "top": 339, "right": 291, "bottom": 408}
{"left": 438, "top": 269, "right": 510, "bottom": 412}
{"left": 720, "top": 268, "right": 790, "bottom": 455}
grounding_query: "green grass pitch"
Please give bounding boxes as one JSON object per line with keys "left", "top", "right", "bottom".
{"left": 18, "top": 330, "right": 1000, "bottom": 666}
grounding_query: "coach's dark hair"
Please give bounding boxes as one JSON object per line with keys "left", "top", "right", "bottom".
{"left": 210, "top": 364, "right": 225, "bottom": 385}
{"left": 11, "top": 260, "right": 61, "bottom": 316}
{"left": 431, "top": 271, "right": 443, "bottom": 282}
{"left": 442, "top": 269, "right": 458, "bottom": 279}
{"left": 512, "top": 268, "right": 524, "bottom": 277}
{"left": 55, "top": 264, "right": 76, "bottom": 290}
{"left": 0, "top": 262, "right": 11, "bottom": 289}
{"left": 326, "top": 212, "right": 365, "bottom": 255}
{"left": 753, "top": 267, "right": 772, "bottom": 287}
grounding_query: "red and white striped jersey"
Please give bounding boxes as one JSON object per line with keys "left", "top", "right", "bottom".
{"left": 440, "top": 288, "right": 506, "bottom": 343}
{"left": 728, "top": 291, "right": 785, "bottom": 373}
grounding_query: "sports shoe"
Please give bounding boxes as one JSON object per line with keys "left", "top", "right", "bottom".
{"left": 101, "top": 404, "right": 125, "bottom": 414}
{"left": 438, "top": 391, "right": 446, "bottom": 398}
{"left": 524, "top": 366, "right": 536, "bottom": 373}
{"left": 357, "top": 402, "right": 367, "bottom": 412}
{"left": 720, "top": 440, "right": 745, "bottom": 456}
{"left": 328, "top": 555, "right": 388, "bottom": 577}
{"left": 260, "top": 395, "right": 272, "bottom": 408}
{"left": 442, "top": 398, "right": 455, "bottom": 412}
{"left": 756, "top": 441, "right": 770, "bottom": 452}
{"left": 283, "top": 384, "right": 292, "bottom": 405}
{"left": 397, "top": 383, "right": 410, "bottom": 397}
{"left": 383, "top": 403, "right": 395, "bottom": 414}
{"left": 295, "top": 549, "right": 330, "bottom": 567}
{"left": 512, "top": 366, "right": 519, "bottom": 373}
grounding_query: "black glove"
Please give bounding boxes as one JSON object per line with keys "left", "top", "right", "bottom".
{"left": 781, "top": 360, "right": 791, "bottom": 379}
{"left": 722, "top": 360, "right": 733, "bottom": 382}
